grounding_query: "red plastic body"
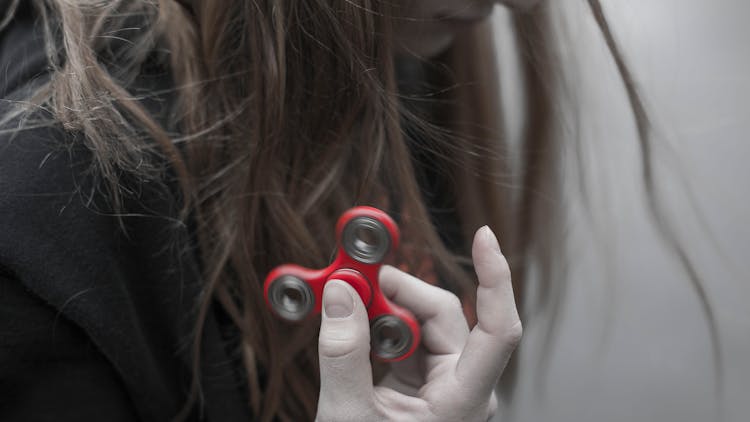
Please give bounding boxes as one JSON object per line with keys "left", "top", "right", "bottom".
{"left": 263, "top": 206, "right": 421, "bottom": 362}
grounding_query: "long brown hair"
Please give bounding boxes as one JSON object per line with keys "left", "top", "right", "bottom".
{"left": 1, "top": 0, "right": 720, "bottom": 420}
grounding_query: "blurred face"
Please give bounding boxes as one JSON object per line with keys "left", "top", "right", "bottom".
{"left": 394, "top": 0, "right": 540, "bottom": 57}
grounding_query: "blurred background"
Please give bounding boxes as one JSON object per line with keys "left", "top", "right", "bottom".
{"left": 491, "top": 1, "right": 750, "bottom": 421}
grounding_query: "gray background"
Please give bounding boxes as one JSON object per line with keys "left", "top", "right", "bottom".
{"left": 491, "top": 1, "right": 749, "bottom": 421}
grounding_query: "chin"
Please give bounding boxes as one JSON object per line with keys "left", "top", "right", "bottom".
{"left": 396, "top": 32, "right": 456, "bottom": 59}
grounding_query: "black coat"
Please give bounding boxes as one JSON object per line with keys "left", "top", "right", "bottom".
{"left": 0, "top": 3, "right": 250, "bottom": 420}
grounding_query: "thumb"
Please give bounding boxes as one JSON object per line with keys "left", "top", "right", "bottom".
{"left": 318, "top": 280, "right": 374, "bottom": 410}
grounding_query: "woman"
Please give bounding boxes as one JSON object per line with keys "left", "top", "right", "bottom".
{"left": 0, "top": 0, "right": 653, "bottom": 421}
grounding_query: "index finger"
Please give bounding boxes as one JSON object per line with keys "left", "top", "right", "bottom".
{"left": 379, "top": 265, "right": 470, "bottom": 355}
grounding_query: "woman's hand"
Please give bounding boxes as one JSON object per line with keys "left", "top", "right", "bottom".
{"left": 316, "top": 226, "right": 522, "bottom": 422}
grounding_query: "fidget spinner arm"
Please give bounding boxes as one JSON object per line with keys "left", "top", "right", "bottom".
{"left": 263, "top": 206, "right": 421, "bottom": 361}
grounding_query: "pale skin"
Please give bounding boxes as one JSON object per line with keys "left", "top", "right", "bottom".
{"left": 316, "top": 226, "right": 521, "bottom": 421}
{"left": 316, "top": 1, "right": 536, "bottom": 420}
{"left": 394, "top": 0, "right": 540, "bottom": 57}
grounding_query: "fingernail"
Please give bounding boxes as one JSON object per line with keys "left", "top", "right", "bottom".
{"left": 482, "top": 225, "right": 502, "bottom": 253}
{"left": 323, "top": 280, "right": 354, "bottom": 319}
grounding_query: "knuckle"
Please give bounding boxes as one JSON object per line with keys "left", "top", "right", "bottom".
{"left": 440, "top": 291, "right": 463, "bottom": 312}
{"left": 503, "top": 320, "right": 523, "bottom": 348}
{"left": 319, "top": 322, "right": 369, "bottom": 359}
{"left": 496, "top": 256, "right": 512, "bottom": 279}
{"left": 318, "top": 335, "right": 363, "bottom": 359}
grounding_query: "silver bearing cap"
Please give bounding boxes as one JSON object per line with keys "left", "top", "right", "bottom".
{"left": 342, "top": 216, "right": 390, "bottom": 264}
{"left": 269, "top": 275, "right": 315, "bottom": 321}
{"left": 371, "top": 315, "right": 412, "bottom": 360}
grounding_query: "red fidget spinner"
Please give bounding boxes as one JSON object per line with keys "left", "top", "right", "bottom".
{"left": 263, "top": 206, "right": 420, "bottom": 361}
